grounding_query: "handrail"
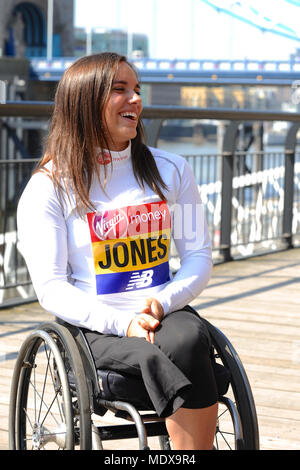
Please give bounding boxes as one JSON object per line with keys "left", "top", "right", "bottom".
{"left": 1, "top": 101, "right": 300, "bottom": 122}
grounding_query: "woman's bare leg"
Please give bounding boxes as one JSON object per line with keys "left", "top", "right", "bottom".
{"left": 165, "top": 403, "right": 218, "bottom": 450}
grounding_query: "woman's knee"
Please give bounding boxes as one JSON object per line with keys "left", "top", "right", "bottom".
{"left": 155, "top": 309, "right": 212, "bottom": 366}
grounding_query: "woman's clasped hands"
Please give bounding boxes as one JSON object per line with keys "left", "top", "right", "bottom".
{"left": 127, "top": 297, "right": 164, "bottom": 344}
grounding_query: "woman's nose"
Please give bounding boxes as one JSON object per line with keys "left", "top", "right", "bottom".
{"left": 129, "top": 91, "right": 142, "bottom": 103}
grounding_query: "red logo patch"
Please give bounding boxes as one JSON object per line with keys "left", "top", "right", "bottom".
{"left": 97, "top": 150, "right": 112, "bottom": 165}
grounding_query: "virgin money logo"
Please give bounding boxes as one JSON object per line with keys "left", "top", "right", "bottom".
{"left": 92, "top": 209, "right": 129, "bottom": 240}
{"left": 97, "top": 150, "right": 112, "bottom": 165}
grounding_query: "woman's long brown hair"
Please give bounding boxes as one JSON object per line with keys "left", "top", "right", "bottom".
{"left": 35, "top": 52, "right": 167, "bottom": 215}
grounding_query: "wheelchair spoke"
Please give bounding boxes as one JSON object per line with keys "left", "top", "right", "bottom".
{"left": 218, "top": 405, "right": 232, "bottom": 419}
{"left": 37, "top": 346, "right": 51, "bottom": 424}
{"left": 215, "top": 424, "right": 235, "bottom": 450}
{"left": 28, "top": 378, "right": 60, "bottom": 426}
{"left": 22, "top": 407, "right": 33, "bottom": 431}
{"left": 217, "top": 430, "right": 234, "bottom": 450}
{"left": 43, "top": 343, "right": 65, "bottom": 422}
{"left": 40, "top": 390, "right": 61, "bottom": 427}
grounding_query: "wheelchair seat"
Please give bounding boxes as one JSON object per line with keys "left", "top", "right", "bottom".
{"left": 96, "top": 359, "right": 230, "bottom": 411}
{"left": 9, "top": 311, "right": 259, "bottom": 450}
{"left": 97, "top": 369, "right": 154, "bottom": 411}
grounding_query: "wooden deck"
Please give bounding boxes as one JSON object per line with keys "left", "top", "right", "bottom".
{"left": 1, "top": 248, "right": 299, "bottom": 450}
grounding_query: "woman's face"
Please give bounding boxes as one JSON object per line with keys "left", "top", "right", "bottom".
{"left": 103, "top": 62, "right": 143, "bottom": 151}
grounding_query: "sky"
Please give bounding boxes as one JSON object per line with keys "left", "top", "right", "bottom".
{"left": 74, "top": 0, "right": 300, "bottom": 61}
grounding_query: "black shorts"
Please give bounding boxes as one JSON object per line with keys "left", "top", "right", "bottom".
{"left": 82, "top": 307, "right": 218, "bottom": 418}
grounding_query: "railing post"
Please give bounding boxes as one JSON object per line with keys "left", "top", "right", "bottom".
{"left": 144, "top": 118, "right": 163, "bottom": 147}
{"left": 220, "top": 121, "right": 240, "bottom": 262}
{"left": 283, "top": 122, "right": 299, "bottom": 248}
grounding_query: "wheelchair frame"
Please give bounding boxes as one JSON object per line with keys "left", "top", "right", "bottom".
{"left": 9, "top": 317, "right": 260, "bottom": 450}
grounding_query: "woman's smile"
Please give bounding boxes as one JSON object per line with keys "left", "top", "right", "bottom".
{"left": 119, "top": 111, "right": 138, "bottom": 125}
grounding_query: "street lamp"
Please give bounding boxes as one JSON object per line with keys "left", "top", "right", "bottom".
{"left": 86, "top": 27, "right": 92, "bottom": 55}
{"left": 47, "top": 0, "right": 53, "bottom": 60}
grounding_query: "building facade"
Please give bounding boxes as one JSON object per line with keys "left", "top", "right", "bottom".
{"left": 0, "top": 0, "right": 74, "bottom": 58}
{"left": 75, "top": 27, "right": 149, "bottom": 58}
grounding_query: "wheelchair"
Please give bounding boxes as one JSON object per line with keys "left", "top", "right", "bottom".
{"left": 8, "top": 308, "right": 260, "bottom": 450}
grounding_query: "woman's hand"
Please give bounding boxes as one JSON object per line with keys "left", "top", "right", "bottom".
{"left": 127, "top": 298, "right": 164, "bottom": 343}
{"left": 127, "top": 313, "right": 160, "bottom": 343}
{"left": 141, "top": 297, "right": 164, "bottom": 321}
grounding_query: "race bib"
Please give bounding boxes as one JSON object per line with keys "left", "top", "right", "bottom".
{"left": 87, "top": 201, "right": 171, "bottom": 294}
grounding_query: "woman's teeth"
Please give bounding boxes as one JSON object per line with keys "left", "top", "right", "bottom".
{"left": 120, "top": 112, "right": 137, "bottom": 120}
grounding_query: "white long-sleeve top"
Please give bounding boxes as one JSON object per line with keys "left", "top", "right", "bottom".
{"left": 17, "top": 144, "right": 212, "bottom": 336}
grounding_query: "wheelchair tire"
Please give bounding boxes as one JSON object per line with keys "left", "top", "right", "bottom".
{"left": 9, "top": 323, "right": 92, "bottom": 450}
{"left": 203, "top": 319, "right": 260, "bottom": 450}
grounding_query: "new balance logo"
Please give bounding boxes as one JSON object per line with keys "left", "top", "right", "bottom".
{"left": 125, "top": 270, "right": 154, "bottom": 290}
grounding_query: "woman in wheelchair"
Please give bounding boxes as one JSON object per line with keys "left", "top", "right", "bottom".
{"left": 17, "top": 52, "right": 219, "bottom": 450}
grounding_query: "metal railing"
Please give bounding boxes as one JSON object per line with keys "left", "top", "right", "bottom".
{"left": 0, "top": 158, "right": 38, "bottom": 306}
{"left": 1, "top": 102, "right": 300, "bottom": 307}
{"left": 189, "top": 150, "right": 300, "bottom": 260}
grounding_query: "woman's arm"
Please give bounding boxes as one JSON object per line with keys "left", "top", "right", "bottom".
{"left": 17, "top": 173, "right": 136, "bottom": 336}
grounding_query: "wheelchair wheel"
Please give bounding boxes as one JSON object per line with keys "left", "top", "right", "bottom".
{"left": 9, "top": 323, "right": 92, "bottom": 450}
{"left": 204, "top": 319, "right": 260, "bottom": 450}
